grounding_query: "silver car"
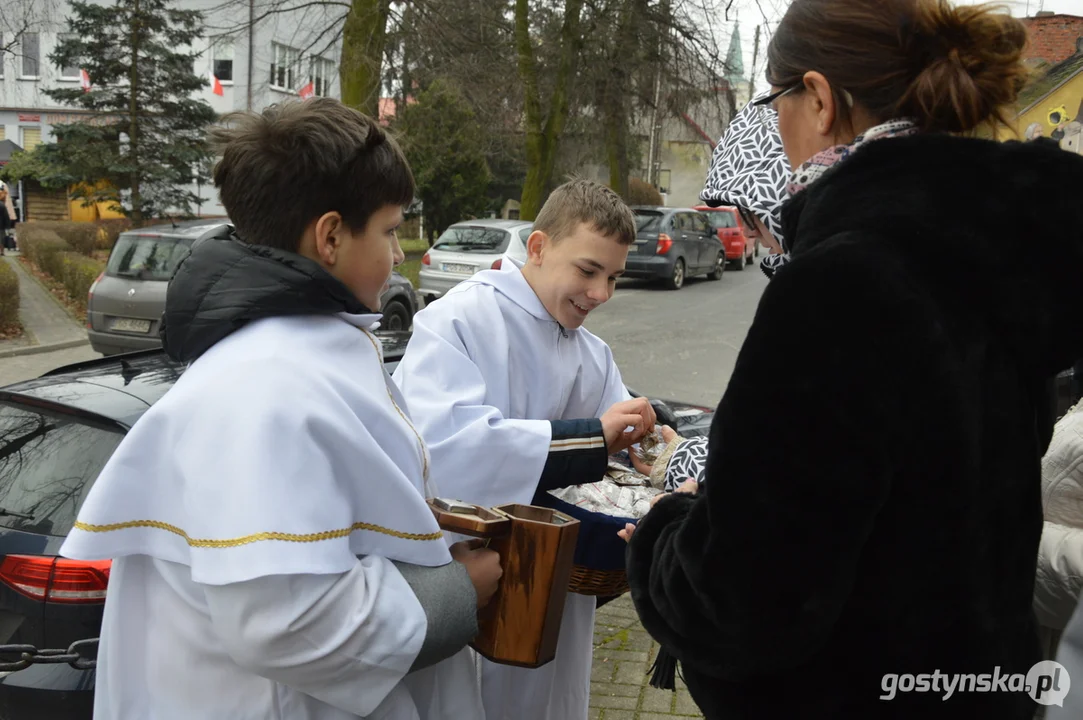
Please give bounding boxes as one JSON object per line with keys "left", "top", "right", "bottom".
{"left": 87, "top": 221, "right": 419, "bottom": 356}
{"left": 418, "top": 219, "right": 533, "bottom": 303}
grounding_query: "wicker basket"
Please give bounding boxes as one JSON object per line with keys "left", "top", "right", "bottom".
{"left": 568, "top": 565, "right": 629, "bottom": 596}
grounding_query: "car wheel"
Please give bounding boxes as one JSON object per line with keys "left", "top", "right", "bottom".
{"left": 707, "top": 251, "right": 725, "bottom": 281}
{"left": 733, "top": 252, "right": 746, "bottom": 271}
{"left": 754, "top": 243, "right": 760, "bottom": 259}
{"left": 665, "top": 258, "right": 686, "bottom": 290}
{"left": 381, "top": 299, "right": 412, "bottom": 331}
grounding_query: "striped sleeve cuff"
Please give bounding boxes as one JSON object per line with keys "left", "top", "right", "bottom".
{"left": 535, "top": 419, "right": 608, "bottom": 495}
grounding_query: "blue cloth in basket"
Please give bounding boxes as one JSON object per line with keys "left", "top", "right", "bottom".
{"left": 535, "top": 493, "right": 633, "bottom": 572}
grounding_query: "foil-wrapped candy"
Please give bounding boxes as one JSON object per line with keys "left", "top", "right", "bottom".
{"left": 635, "top": 426, "right": 666, "bottom": 466}
{"left": 546, "top": 461, "right": 663, "bottom": 519}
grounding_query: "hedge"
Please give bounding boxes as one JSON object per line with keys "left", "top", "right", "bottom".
{"left": 56, "top": 252, "right": 104, "bottom": 309}
{"left": 95, "top": 218, "right": 132, "bottom": 250}
{"left": 0, "top": 261, "right": 18, "bottom": 329}
{"left": 20, "top": 221, "right": 98, "bottom": 257}
{"left": 19, "top": 229, "right": 70, "bottom": 278}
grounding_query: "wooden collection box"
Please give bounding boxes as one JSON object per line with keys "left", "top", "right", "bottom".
{"left": 428, "top": 499, "right": 580, "bottom": 668}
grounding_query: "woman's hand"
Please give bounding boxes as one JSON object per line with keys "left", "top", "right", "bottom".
{"left": 618, "top": 479, "right": 698, "bottom": 543}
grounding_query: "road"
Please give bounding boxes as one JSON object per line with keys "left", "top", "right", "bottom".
{"left": 586, "top": 263, "right": 769, "bottom": 407}
{"left": 0, "top": 344, "right": 103, "bottom": 387}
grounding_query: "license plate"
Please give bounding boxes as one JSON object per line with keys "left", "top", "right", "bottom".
{"left": 443, "top": 263, "right": 476, "bottom": 275}
{"left": 111, "top": 317, "right": 151, "bottom": 334}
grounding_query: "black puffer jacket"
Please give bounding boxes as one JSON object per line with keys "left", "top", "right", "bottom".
{"left": 161, "top": 233, "right": 369, "bottom": 362}
{"left": 627, "top": 135, "right": 1083, "bottom": 719}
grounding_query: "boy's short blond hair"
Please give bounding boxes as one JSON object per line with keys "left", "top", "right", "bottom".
{"left": 533, "top": 179, "right": 636, "bottom": 245}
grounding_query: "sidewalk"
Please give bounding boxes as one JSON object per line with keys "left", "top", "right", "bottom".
{"left": 0, "top": 252, "right": 90, "bottom": 359}
{"left": 591, "top": 594, "right": 704, "bottom": 719}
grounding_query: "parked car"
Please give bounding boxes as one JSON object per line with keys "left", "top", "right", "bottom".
{"left": 694, "top": 205, "right": 757, "bottom": 271}
{"left": 418, "top": 220, "right": 533, "bottom": 304}
{"left": 623, "top": 207, "right": 725, "bottom": 290}
{"left": 0, "top": 341, "right": 714, "bottom": 718}
{"left": 86, "top": 221, "right": 419, "bottom": 356}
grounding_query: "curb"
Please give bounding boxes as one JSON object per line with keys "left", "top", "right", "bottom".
{"left": 0, "top": 337, "right": 90, "bottom": 360}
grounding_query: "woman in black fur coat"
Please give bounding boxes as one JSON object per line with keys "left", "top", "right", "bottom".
{"left": 623, "top": 1, "right": 1083, "bottom": 718}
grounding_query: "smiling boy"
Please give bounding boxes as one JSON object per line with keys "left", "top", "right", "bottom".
{"left": 394, "top": 178, "right": 656, "bottom": 720}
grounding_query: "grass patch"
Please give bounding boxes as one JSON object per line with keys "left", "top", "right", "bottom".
{"left": 398, "top": 257, "right": 421, "bottom": 289}
{"left": 400, "top": 237, "right": 428, "bottom": 256}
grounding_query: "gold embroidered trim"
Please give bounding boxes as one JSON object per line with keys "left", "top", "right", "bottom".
{"left": 72, "top": 519, "right": 443, "bottom": 546}
{"left": 360, "top": 328, "right": 432, "bottom": 491}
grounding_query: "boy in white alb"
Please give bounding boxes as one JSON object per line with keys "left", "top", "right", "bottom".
{"left": 394, "top": 180, "right": 656, "bottom": 720}
{"left": 60, "top": 99, "right": 502, "bottom": 720}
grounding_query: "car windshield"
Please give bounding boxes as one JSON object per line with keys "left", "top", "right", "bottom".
{"left": 107, "top": 234, "right": 193, "bottom": 281}
{"left": 705, "top": 212, "right": 736, "bottom": 229}
{"left": 0, "top": 402, "right": 123, "bottom": 536}
{"left": 433, "top": 227, "right": 510, "bottom": 254}
{"left": 635, "top": 211, "right": 664, "bottom": 233}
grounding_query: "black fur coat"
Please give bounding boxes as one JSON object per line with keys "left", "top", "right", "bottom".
{"left": 626, "top": 134, "right": 1083, "bottom": 719}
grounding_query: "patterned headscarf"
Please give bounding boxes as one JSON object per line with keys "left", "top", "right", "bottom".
{"left": 700, "top": 93, "right": 790, "bottom": 250}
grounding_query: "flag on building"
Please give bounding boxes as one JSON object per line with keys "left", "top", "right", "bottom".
{"left": 299, "top": 79, "right": 315, "bottom": 100}
{"left": 209, "top": 70, "right": 224, "bottom": 96}
{"left": 80, "top": 69, "right": 91, "bottom": 93}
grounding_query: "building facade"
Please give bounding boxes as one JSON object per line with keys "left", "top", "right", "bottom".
{"left": 0, "top": 0, "right": 344, "bottom": 218}
{"left": 1021, "top": 11, "right": 1083, "bottom": 68}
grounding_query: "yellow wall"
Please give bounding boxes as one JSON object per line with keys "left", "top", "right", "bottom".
{"left": 1015, "top": 69, "right": 1083, "bottom": 154}
{"left": 68, "top": 182, "right": 127, "bottom": 222}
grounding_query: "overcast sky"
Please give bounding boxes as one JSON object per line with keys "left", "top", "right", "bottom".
{"left": 729, "top": 0, "right": 1082, "bottom": 93}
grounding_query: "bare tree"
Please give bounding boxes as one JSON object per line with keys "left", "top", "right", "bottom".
{"left": 0, "top": 0, "right": 63, "bottom": 61}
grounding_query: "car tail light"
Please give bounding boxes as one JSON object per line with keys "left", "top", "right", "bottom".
{"left": 656, "top": 233, "right": 673, "bottom": 255}
{"left": 86, "top": 272, "right": 105, "bottom": 328}
{"left": 491, "top": 258, "right": 502, "bottom": 270}
{"left": 0, "top": 555, "right": 111, "bottom": 604}
{"left": 421, "top": 252, "right": 431, "bottom": 266}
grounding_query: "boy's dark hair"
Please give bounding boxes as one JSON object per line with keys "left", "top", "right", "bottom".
{"left": 534, "top": 179, "right": 636, "bottom": 246}
{"left": 209, "top": 98, "right": 415, "bottom": 251}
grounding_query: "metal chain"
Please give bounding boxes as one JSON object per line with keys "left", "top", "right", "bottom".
{"left": 0, "top": 638, "right": 98, "bottom": 672}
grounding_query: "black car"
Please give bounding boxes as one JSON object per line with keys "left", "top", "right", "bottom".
{"left": 0, "top": 340, "right": 715, "bottom": 718}
{"left": 623, "top": 206, "right": 726, "bottom": 290}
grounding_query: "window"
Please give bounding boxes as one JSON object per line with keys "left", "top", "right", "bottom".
{"left": 0, "top": 401, "right": 124, "bottom": 536}
{"left": 704, "top": 211, "right": 737, "bottom": 230}
{"left": 519, "top": 227, "right": 532, "bottom": 244}
{"left": 0, "top": 34, "right": 4, "bottom": 79}
{"left": 212, "top": 38, "right": 234, "bottom": 83}
{"left": 674, "top": 213, "right": 690, "bottom": 231}
{"left": 634, "top": 210, "right": 664, "bottom": 233}
{"left": 19, "top": 32, "right": 39, "bottom": 78}
{"left": 432, "top": 227, "right": 511, "bottom": 254}
{"left": 0, "top": 127, "right": 5, "bottom": 141}
{"left": 58, "top": 34, "right": 80, "bottom": 80}
{"left": 310, "top": 55, "right": 335, "bottom": 96}
{"left": 20, "top": 127, "right": 41, "bottom": 152}
{"left": 107, "top": 234, "right": 194, "bottom": 281}
{"left": 690, "top": 214, "right": 708, "bottom": 234}
{"left": 270, "top": 42, "right": 300, "bottom": 90}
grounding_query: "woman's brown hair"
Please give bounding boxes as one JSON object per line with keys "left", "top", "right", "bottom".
{"left": 766, "top": 0, "right": 1030, "bottom": 134}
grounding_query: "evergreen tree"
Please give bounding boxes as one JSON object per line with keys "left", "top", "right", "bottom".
{"left": 45, "top": 0, "right": 217, "bottom": 222}
{"left": 396, "top": 80, "right": 491, "bottom": 244}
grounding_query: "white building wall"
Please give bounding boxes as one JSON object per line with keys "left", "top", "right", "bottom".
{"left": 0, "top": 0, "right": 344, "bottom": 217}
